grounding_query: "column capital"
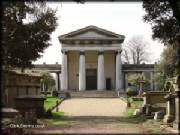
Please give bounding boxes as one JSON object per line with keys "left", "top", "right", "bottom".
{"left": 61, "top": 49, "right": 68, "bottom": 54}
{"left": 115, "top": 49, "right": 122, "bottom": 55}
{"left": 79, "top": 50, "right": 85, "bottom": 55}
{"left": 98, "top": 50, "right": 104, "bottom": 55}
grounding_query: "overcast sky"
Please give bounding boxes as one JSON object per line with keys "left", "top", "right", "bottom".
{"left": 33, "top": 2, "right": 164, "bottom": 64}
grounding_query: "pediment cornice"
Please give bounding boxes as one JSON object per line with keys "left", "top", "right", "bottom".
{"left": 58, "top": 25, "right": 125, "bottom": 44}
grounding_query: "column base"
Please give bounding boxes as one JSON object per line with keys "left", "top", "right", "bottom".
{"left": 98, "top": 89, "right": 105, "bottom": 91}
{"left": 173, "top": 121, "right": 180, "bottom": 130}
{"left": 163, "top": 114, "right": 174, "bottom": 123}
{"left": 79, "top": 89, "right": 86, "bottom": 91}
{"left": 61, "top": 89, "right": 68, "bottom": 91}
{"left": 115, "top": 89, "right": 124, "bottom": 91}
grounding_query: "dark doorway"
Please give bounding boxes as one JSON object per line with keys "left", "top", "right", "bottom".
{"left": 86, "top": 69, "right": 97, "bottom": 90}
{"left": 106, "top": 78, "right": 111, "bottom": 90}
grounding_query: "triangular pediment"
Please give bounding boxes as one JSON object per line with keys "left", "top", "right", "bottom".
{"left": 59, "top": 25, "right": 125, "bottom": 40}
{"left": 69, "top": 30, "right": 112, "bottom": 38}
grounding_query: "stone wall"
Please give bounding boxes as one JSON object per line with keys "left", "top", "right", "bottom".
{"left": 2, "top": 70, "right": 41, "bottom": 107}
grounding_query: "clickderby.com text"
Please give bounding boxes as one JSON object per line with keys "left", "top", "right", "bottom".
{"left": 9, "top": 124, "right": 45, "bottom": 129}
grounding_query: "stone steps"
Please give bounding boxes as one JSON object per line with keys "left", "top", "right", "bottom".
{"left": 60, "top": 90, "right": 127, "bottom": 98}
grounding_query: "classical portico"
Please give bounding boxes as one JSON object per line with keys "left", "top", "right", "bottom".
{"left": 59, "top": 25, "right": 125, "bottom": 91}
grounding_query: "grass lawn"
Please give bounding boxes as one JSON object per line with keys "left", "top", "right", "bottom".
{"left": 40, "top": 94, "right": 68, "bottom": 124}
{"left": 41, "top": 94, "right": 61, "bottom": 111}
{"left": 38, "top": 111, "right": 69, "bottom": 125}
{"left": 119, "top": 97, "right": 146, "bottom": 124}
{"left": 123, "top": 97, "right": 143, "bottom": 117}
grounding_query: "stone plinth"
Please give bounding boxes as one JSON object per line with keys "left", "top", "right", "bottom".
{"left": 163, "top": 93, "right": 175, "bottom": 123}
{"left": 1, "top": 108, "right": 19, "bottom": 118}
{"left": 14, "top": 96, "right": 46, "bottom": 117}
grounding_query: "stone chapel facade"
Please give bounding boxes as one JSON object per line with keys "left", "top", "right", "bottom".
{"left": 58, "top": 25, "right": 156, "bottom": 91}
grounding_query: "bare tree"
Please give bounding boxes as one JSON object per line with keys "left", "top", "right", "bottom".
{"left": 122, "top": 35, "right": 150, "bottom": 64}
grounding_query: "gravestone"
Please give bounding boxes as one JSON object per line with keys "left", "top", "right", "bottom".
{"left": 15, "top": 96, "right": 46, "bottom": 117}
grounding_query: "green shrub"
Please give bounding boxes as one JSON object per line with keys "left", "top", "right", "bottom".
{"left": 128, "top": 73, "right": 150, "bottom": 86}
{"left": 126, "top": 88, "right": 138, "bottom": 97}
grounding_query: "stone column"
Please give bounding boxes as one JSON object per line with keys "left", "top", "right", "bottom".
{"left": 142, "top": 72, "right": 145, "bottom": 77}
{"left": 173, "top": 76, "right": 179, "bottom": 130}
{"left": 61, "top": 50, "right": 68, "bottom": 90}
{"left": 173, "top": 90, "right": 180, "bottom": 130}
{"left": 125, "top": 73, "right": 128, "bottom": 89}
{"left": 154, "top": 80, "right": 158, "bottom": 91}
{"left": 43, "top": 83, "right": 45, "bottom": 92}
{"left": 98, "top": 51, "right": 105, "bottom": 90}
{"left": 55, "top": 72, "right": 60, "bottom": 91}
{"left": 116, "top": 50, "right": 123, "bottom": 90}
{"left": 40, "top": 81, "right": 43, "bottom": 92}
{"left": 150, "top": 72, "right": 154, "bottom": 91}
{"left": 35, "top": 86, "right": 39, "bottom": 95}
{"left": 79, "top": 51, "right": 86, "bottom": 91}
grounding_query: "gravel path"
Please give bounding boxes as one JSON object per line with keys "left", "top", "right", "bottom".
{"left": 58, "top": 98, "right": 126, "bottom": 116}
{"left": 39, "top": 116, "right": 144, "bottom": 134}
{"left": 35, "top": 98, "right": 173, "bottom": 134}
